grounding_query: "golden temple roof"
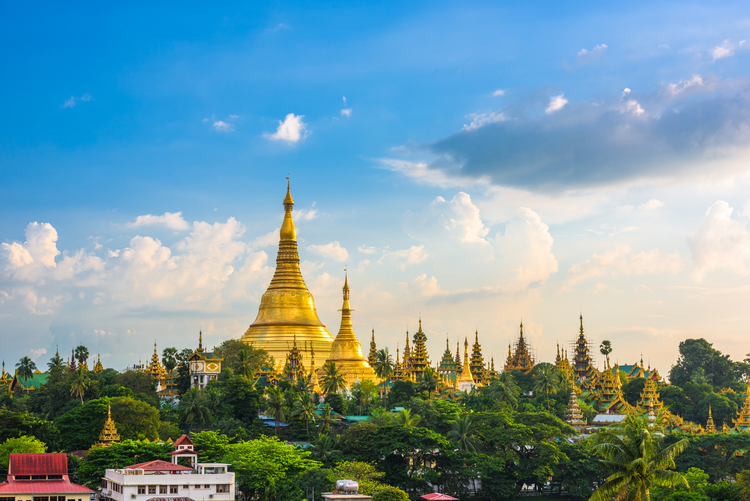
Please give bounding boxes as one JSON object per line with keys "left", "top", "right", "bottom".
{"left": 242, "top": 181, "right": 334, "bottom": 366}
{"left": 93, "top": 404, "right": 120, "bottom": 448}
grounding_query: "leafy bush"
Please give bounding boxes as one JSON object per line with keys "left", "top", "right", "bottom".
{"left": 372, "top": 486, "right": 409, "bottom": 501}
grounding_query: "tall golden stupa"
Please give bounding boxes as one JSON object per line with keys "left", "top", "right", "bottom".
{"left": 319, "top": 274, "right": 377, "bottom": 385}
{"left": 241, "top": 181, "right": 334, "bottom": 367}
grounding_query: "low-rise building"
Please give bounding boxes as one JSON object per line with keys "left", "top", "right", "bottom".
{"left": 0, "top": 453, "right": 94, "bottom": 501}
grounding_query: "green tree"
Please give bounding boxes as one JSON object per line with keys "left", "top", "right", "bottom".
{"left": 265, "top": 386, "right": 286, "bottom": 436}
{"left": 190, "top": 430, "right": 231, "bottom": 462}
{"left": 600, "top": 340, "right": 613, "bottom": 366}
{"left": 70, "top": 366, "right": 91, "bottom": 403}
{"left": 320, "top": 361, "right": 347, "bottom": 394}
{"left": 351, "top": 380, "right": 378, "bottom": 415}
{"left": 388, "top": 380, "right": 415, "bottom": 408}
{"left": 418, "top": 367, "right": 439, "bottom": 399}
{"left": 74, "top": 345, "right": 90, "bottom": 367}
{"left": 213, "top": 339, "right": 274, "bottom": 375}
{"left": 162, "top": 347, "right": 178, "bottom": 374}
{"left": 371, "top": 486, "right": 409, "bottom": 501}
{"left": 235, "top": 349, "right": 253, "bottom": 378}
{"left": 319, "top": 403, "right": 336, "bottom": 433}
{"left": 47, "top": 353, "right": 67, "bottom": 382}
{"left": 221, "top": 435, "right": 321, "bottom": 500}
{"left": 533, "top": 364, "right": 562, "bottom": 411}
{"left": 110, "top": 396, "right": 160, "bottom": 440}
{"left": 591, "top": 411, "right": 689, "bottom": 501}
{"left": 374, "top": 348, "right": 393, "bottom": 380}
{"left": 292, "top": 393, "right": 317, "bottom": 437}
{"left": 393, "top": 408, "right": 420, "bottom": 428}
{"left": 56, "top": 398, "right": 111, "bottom": 450}
{"left": 309, "top": 432, "right": 340, "bottom": 464}
{"left": 179, "top": 387, "right": 211, "bottom": 431}
{"left": 488, "top": 371, "right": 521, "bottom": 408}
{"left": 0, "top": 407, "right": 58, "bottom": 447}
{"left": 15, "top": 356, "right": 37, "bottom": 394}
{"left": 76, "top": 440, "right": 173, "bottom": 487}
{"left": 329, "top": 461, "right": 388, "bottom": 495}
{"left": 447, "top": 415, "right": 480, "bottom": 453}
{"left": 0, "top": 436, "right": 46, "bottom": 469}
{"left": 115, "top": 371, "right": 157, "bottom": 400}
{"left": 669, "top": 338, "right": 740, "bottom": 391}
{"left": 214, "top": 373, "right": 262, "bottom": 428}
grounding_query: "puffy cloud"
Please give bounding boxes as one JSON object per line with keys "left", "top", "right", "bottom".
{"left": 640, "top": 199, "right": 664, "bottom": 210}
{"left": 403, "top": 192, "right": 490, "bottom": 245}
{"left": 688, "top": 201, "right": 750, "bottom": 282}
{"left": 379, "top": 245, "right": 429, "bottom": 270}
{"left": 250, "top": 230, "right": 279, "bottom": 248}
{"left": 263, "top": 113, "right": 309, "bottom": 143}
{"left": 492, "top": 89, "right": 505, "bottom": 96}
{"left": 577, "top": 44, "right": 608, "bottom": 63}
{"left": 408, "top": 274, "right": 448, "bottom": 297}
{"left": 566, "top": 244, "right": 683, "bottom": 286}
{"left": 358, "top": 245, "right": 377, "bottom": 254}
{"left": 213, "top": 120, "right": 234, "bottom": 132}
{"left": 667, "top": 75, "right": 704, "bottom": 95}
{"left": 712, "top": 41, "right": 734, "bottom": 60}
{"left": 294, "top": 202, "right": 318, "bottom": 221}
{"left": 463, "top": 110, "right": 506, "bottom": 131}
{"left": 495, "top": 207, "right": 558, "bottom": 289}
{"left": 340, "top": 108, "right": 352, "bottom": 118}
{"left": 385, "top": 80, "right": 750, "bottom": 192}
{"left": 545, "top": 94, "right": 568, "bottom": 114}
{"left": 125, "top": 212, "right": 191, "bottom": 231}
{"left": 30, "top": 348, "right": 47, "bottom": 361}
{"left": 306, "top": 241, "right": 349, "bottom": 262}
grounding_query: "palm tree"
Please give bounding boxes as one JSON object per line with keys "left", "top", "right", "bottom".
{"left": 320, "top": 361, "right": 347, "bottom": 395}
{"left": 394, "top": 408, "right": 420, "bottom": 428}
{"left": 162, "top": 347, "right": 178, "bottom": 374}
{"left": 295, "top": 373, "right": 313, "bottom": 393}
{"left": 319, "top": 403, "right": 336, "bottom": 433}
{"left": 374, "top": 348, "right": 393, "bottom": 380}
{"left": 310, "top": 432, "right": 341, "bottom": 463}
{"left": 447, "top": 416, "right": 481, "bottom": 453}
{"left": 180, "top": 387, "right": 212, "bottom": 431}
{"left": 533, "top": 365, "right": 562, "bottom": 411}
{"left": 690, "top": 368, "right": 712, "bottom": 386}
{"left": 265, "top": 386, "right": 286, "bottom": 436}
{"left": 292, "top": 392, "right": 318, "bottom": 437}
{"left": 419, "top": 367, "right": 439, "bottom": 399}
{"left": 488, "top": 371, "right": 521, "bottom": 408}
{"left": 70, "top": 366, "right": 90, "bottom": 403}
{"left": 16, "top": 356, "right": 37, "bottom": 394}
{"left": 600, "top": 340, "right": 613, "bottom": 366}
{"left": 235, "top": 349, "right": 253, "bottom": 378}
{"left": 205, "top": 388, "right": 221, "bottom": 415}
{"left": 74, "top": 344, "right": 89, "bottom": 369}
{"left": 591, "top": 410, "right": 689, "bottom": 501}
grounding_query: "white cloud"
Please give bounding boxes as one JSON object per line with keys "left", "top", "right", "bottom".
{"left": 688, "top": 201, "right": 750, "bottom": 282}
{"left": 30, "top": 348, "right": 47, "bottom": 361}
{"left": 577, "top": 44, "right": 608, "bottom": 63}
{"left": 608, "top": 226, "right": 638, "bottom": 238}
{"left": 62, "top": 94, "right": 92, "bottom": 109}
{"left": 250, "top": 230, "right": 279, "bottom": 248}
{"left": 495, "top": 207, "right": 558, "bottom": 289}
{"left": 403, "top": 192, "right": 490, "bottom": 245}
{"left": 740, "top": 40, "right": 746, "bottom": 47}
{"left": 492, "top": 89, "right": 505, "bottom": 96}
{"left": 340, "top": 108, "right": 352, "bottom": 118}
{"left": 213, "top": 121, "right": 234, "bottom": 132}
{"left": 358, "top": 245, "right": 377, "bottom": 255}
{"left": 463, "top": 110, "right": 506, "bottom": 131}
{"left": 667, "top": 75, "right": 704, "bottom": 95}
{"left": 545, "top": 94, "right": 568, "bottom": 114}
{"left": 618, "top": 205, "right": 634, "bottom": 212}
{"left": 377, "top": 158, "right": 490, "bottom": 189}
{"left": 306, "top": 241, "right": 349, "bottom": 262}
{"left": 566, "top": 244, "right": 683, "bottom": 286}
{"left": 263, "top": 113, "right": 308, "bottom": 143}
{"left": 409, "top": 274, "right": 448, "bottom": 297}
{"left": 712, "top": 41, "right": 734, "bottom": 60}
{"left": 640, "top": 199, "right": 664, "bottom": 210}
{"left": 125, "top": 212, "right": 191, "bottom": 231}
{"left": 294, "top": 202, "right": 318, "bottom": 221}
{"left": 343, "top": 96, "right": 347, "bottom": 105}
{"left": 379, "top": 245, "right": 429, "bottom": 270}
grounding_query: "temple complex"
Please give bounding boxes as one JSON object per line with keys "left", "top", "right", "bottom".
{"left": 504, "top": 322, "right": 535, "bottom": 373}
{"left": 319, "top": 275, "right": 377, "bottom": 385}
{"left": 241, "top": 181, "right": 335, "bottom": 367}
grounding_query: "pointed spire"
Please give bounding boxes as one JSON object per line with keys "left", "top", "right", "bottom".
{"left": 56, "top": 345, "right": 59, "bottom": 357}
{"left": 283, "top": 177, "right": 294, "bottom": 205}
{"left": 199, "top": 330, "right": 203, "bottom": 351}
{"left": 580, "top": 314, "right": 584, "bottom": 334}
{"left": 519, "top": 320, "right": 524, "bottom": 338}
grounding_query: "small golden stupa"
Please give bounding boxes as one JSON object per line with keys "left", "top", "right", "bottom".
{"left": 319, "top": 274, "right": 377, "bottom": 385}
{"left": 241, "top": 181, "right": 335, "bottom": 366}
{"left": 93, "top": 404, "right": 120, "bottom": 447}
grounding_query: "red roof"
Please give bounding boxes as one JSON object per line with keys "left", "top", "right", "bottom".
{"left": 168, "top": 449, "right": 198, "bottom": 456}
{"left": 125, "top": 460, "right": 193, "bottom": 472}
{"left": 9, "top": 453, "right": 68, "bottom": 475}
{"left": 0, "top": 481, "right": 93, "bottom": 494}
{"left": 421, "top": 494, "right": 458, "bottom": 501}
{"left": 173, "top": 435, "right": 194, "bottom": 448}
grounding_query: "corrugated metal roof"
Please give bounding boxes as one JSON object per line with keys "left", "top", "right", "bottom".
{"left": 0, "top": 480, "right": 93, "bottom": 494}
{"left": 9, "top": 453, "right": 67, "bottom": 475}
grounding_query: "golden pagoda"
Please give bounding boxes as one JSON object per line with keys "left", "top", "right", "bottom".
{"left": 409, "top": 319, "right": 431, "bottom": 381}
{"left": 636, "top": 378, "right": 663, "bottom": 414}
{"left": 93, "top": 404, "right": 120, "bottom": 447}
{"left": 436, "top": 336, "right": 460, "bottom": 388}
{"left": 368, "top": 329, "right": 378, "bottom": 366}
{"left": 402, "top": 331, "right": 412, "bottom": 378}
{"left": 93, "top": 354, "right": 103, "bottom": 373}
{"left": 148, "top": 342, "right": 164, "bottom": 382}
{"left": 505, "top": 322, "right": 535, "bottom": 374}
{"left": 457, "top": 337, "right": 475, "bottom": 392}
{"left": 319, "top": 275, "right": 377, "bottom": 385}
{"left": 732, "top": 382, "right": 750, "bottom": 432}
{"left": 486, "top": 357, "right": 498, "bottom": 380}
{"left": 555, "top": 345, "right": 575, "bottom": 383}
{"left": 573, "top": 315, "right": 594, "bottom": 380}
{"left": 706, "top": 405, "right": 716, "bottom": 433}
{"left": 283, "top": 335, "right": 306, "bottom": 381}
{"left": 565, "top": 388, "right": 587, "bottom": 432}
{"left": 308, "top": 344, "right": 323, "bottom": 393}
{"left": 469, "top": 330, "right": 487, "bottom": 385}
{"left": 241, "top": 181, "right": 334, "bottom": 366}
{"left": 391, "top": 346, "right": 407, "bottom": 381}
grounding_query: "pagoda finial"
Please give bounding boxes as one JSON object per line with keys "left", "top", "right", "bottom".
{"left": 56, "top": 344, "right": 59, "bottom": 357}
{"left": 372, "top": 328, "right": 375, "bottom": 342}
{"left": 475, "top": 329, "right": 479, "bottom": 343}
{"left": 519, "top": 320, "right": 524, "bottom": 338}
{"left": 284, "top": 176, "right": 294, "bottom": 205}
{"left": 580, "top": 314, "right": 584, "bottom": 334}
{"left": 342, "top": 269, "right": 350, "bottom": 300}
{"left": 446, "top": 335, "right": 450, "bottom": 350}
{"left": 199, "top": 330, "right": 203, "bottom": 351}
{"left": 154, "top": 341, "right": 158, "bottom": 355}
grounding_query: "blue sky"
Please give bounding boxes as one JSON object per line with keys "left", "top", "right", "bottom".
{"left": 2, "top": 1, "right": 750, "bottom": 374}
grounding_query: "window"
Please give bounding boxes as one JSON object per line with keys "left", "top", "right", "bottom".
{"left": 0, "top": 497, "right": 15, "bottom": 501}
{"left": 216, "top": 485, "right": 230, "bottom": 493}
{"left": 137, "top": 486, "right": 146, "bottom": 495}
{"left": 159, "top": 486, "right": 167, "bottom": 494}
{"left": 169, "top": 487, "right": 178, "bottom": 494}
{"left": 183, "top": 486, "right": 189, "bottom": 490}
{"left": 32, "top": 475, "right": 46, "bottom": 480}
{"left": 101, "top": 480, "right": 108, "bottom": 489}
{"left": 14, "top": 476, "right": 30, "bottom": 480}
{"left": 34, "top": 497, "right": 49, "bottom": 501}
{"left": 148, "top": 486, "right": 156, "bottom": 494}
{"left": 49, "top": 475, "right": 63, "bottom": 480}
{"left": 204, "top": 485, "right": 210, "bottom": 489}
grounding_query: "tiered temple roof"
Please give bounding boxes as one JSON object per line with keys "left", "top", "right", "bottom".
{"left": 391, "top": 347, "right": 407, "bottom": 381}
{"left": 93, "top": 354, "right": 103, "bottom": 373}
{"left": 706, "top": 405, "right": 716, "bottom": 433}
{"left": 565, "top": 388, "right": 587, "bottom": 432}
{"left": 504, "top": 322, "right": 534, "bottom": 374}
{"left": 636, "top": 378, "right": 663, "bottom": 414}
{"left": 93, "top": 404, "right": 120, "bottom": 448}
{"left": 555, "top": 345, "right": 575, "bottom": 382}
{"left": 283, "top": 335, "right": 306, "bottom": 381}
{"left": 436, "top": 336, "right": 460, "bottom": 387}
{"left": 573, "top": 315, "right": 594, "bottom": 380}
{"left": 731, "top": 382, "right": 750, "bottom": 433}
{"left": 368, "top": 329, "right": 378, "bottom": 366}
{"left": 469, "top": 330, "right": 487, "bottom": 385}
{"left": 596, "top": 363, "right": 631, "bottom": 414}
{"left": 409, "top": 319, "right": 431, "bottom": 381}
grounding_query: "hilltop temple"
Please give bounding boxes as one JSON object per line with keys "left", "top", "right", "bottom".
{"left": 241, "top": 181, "right": 335, "bottom": 368}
